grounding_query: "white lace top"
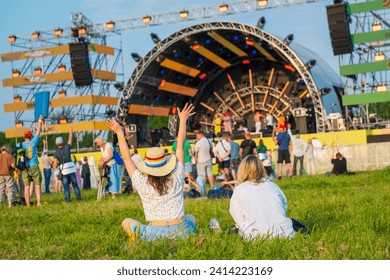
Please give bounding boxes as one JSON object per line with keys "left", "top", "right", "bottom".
{"left": 132, "top": 162, "right": 185, "bottom": 221}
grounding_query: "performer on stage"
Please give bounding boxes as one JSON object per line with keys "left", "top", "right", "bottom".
{"left": 224, "top": 111, "right": 233, "bottom": 135}
{"left": 254, "top": 111, "right": 263, "bottom": 132}
{"left": 213, "top": 114, "right": 222, "bottom": 137}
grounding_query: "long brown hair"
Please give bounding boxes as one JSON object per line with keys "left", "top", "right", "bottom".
{"left": 147, "top": 174, "right": 173, "bottom": 196}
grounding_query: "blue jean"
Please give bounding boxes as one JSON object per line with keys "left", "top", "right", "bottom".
{"left": 43, "top": 169, "right": 52, "bottom": 193}
{"left": 62, "top": 172, "right": 82, "bottom": 202}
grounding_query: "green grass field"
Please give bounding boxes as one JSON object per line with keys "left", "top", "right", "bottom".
{"left": 0, "top": 168, "right": 389, "bottom": 260}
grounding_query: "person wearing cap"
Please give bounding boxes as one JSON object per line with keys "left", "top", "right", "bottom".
{"left": 94, "top": 136, "right": 120, "bottom": 198}
{"left": 53, "top": 127, "right": 82, "bottom": 203}
{"left": 41, "top": 147, "right": 52, "bottom": 194}
{"left": 106, "top": 103, "right": 196, "bottom": 242}
{"left": 19, "top": 115, "right": 44, "bottom": 207}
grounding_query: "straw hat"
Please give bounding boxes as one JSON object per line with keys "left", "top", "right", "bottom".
{"left": 138, "top": 147, "right": 176, "bottom": 177}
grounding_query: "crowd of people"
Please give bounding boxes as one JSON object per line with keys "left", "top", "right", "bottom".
{"left": 1, "top": 108, "right": 353, "bottom": 245}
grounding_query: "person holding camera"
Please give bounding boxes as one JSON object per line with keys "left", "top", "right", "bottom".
{"left": 53, "top": 127, "right": 82, "bottom": 203}
{"left": 106, "top": 103, "right": 196, "bottom": 243}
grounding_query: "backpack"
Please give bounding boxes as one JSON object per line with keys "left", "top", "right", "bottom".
{"left": 14, "top": 143, "right": 28, "bottom": 170}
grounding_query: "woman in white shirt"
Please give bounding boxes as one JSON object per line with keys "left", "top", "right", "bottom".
{"left": 229, "top": 155, "right": 308, "bottom": 239}
{"left": 106, "top": 103, "right": 196, "bottom": 243}
{"left": 95, "top": 136, "right": 120, "bottom": 198}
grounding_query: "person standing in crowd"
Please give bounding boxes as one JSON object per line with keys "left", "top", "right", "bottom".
{"left": 253, "top": 111, "right": 263, "bottom": 132}
{"left": 288, "top": 126, "right": 306, "bottom": 176}
{"left": 0, "top": 144, "right": 15, "bottom": 208}
{"left": 223, "top": 111, "right": 233, "bottom": 135}
{"left": 266, "top": 112, "right": 274, "bottom": 130}
{"left": 214, "top": 133, "right": 232, "bottom": 182}
{"left": 256, "top": 139, "right": 267, "bottom": 160}
{"left": 194, "top": 130, "right": 214, "bottom": 189}
{"left": 106, "top": 103, "right": 196, "bottom": 242}
{"left": 95, "top": 136, "right": 121, "bottom": 199}
{"left": 20, "top": 115, "right": 44, "bottom": 207}
{"left": 172, "top": 136, "right": 193, "bottom": 181}
{"left": 131, "top": 148, "right": 143, "bottom": 167}
{"left": 81, "top": 156, "right": 91, "bottom": 190}
{"left": 229, "top": 155, "right": 309, "bottom": 239}
{"left": 213, "top": 114, "right": 222, "bottom": 137}
{"left": 53, "top": 128, "right": 82, "bottom": 203}
{"left": 305, "top": 139, "right": 315, "bottom": 175}
{"left": 239, "top": 131, "right": 257, "bottom": 159}
{"left": 228, "top": 134, "right": 240, "bottom": 181}
{"left": 41, "top": 148, "right": 52, "bottom": 194}
{"left": 274, "top": 126, "right": 293, "bottom": 180}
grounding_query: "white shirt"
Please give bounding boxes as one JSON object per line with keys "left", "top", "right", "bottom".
{"left": 229, "top": 180, "right": 295, "bottom": 239}
{"left": 132, "top": 162, "right": 185, "bottom": 221}
{"left": 288, "top": 129, "right": 306, "bottom": 157}
{"left": 101, "top": 143, "right": 116, "bottom": 167}
{"left": 131, "top": 154, "right": 143, "bottom": 167}
{"left": 266, "top": 114, "right": 274, "bottom": 126}
{"left": 194, "top": 137, "right": 212, "bottom": 163}
{"left": 305, "top": 144, "right": 315, "bottom": 159}
{"left": 215, "top": 139, "right": 231, "bottom": 161}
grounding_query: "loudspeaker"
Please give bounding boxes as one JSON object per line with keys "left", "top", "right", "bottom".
{"left": 69, "top": 42, "right": 93, "bottom": 87}
{"left": 326, "top": 3, "right": 353, "bottom": 55}
{"left": 295, "top": 117, "right": 307, "bottom": 134}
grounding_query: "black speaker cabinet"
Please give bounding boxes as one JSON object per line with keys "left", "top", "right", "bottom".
{"left": 69, "top": 42, "right": 93, "bottom": 87}
{"left": 326, "top": 3, "right": 353, "bottom": 55}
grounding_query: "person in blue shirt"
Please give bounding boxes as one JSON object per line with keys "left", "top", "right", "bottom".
{"left": 228, "top": 134, "right": 240, "bottom": 180}
{"left": 274, "top": 126, "right": 293, "bottom": 180}
{"left": 20, "top": 115, "right": 44, "bottom": 207}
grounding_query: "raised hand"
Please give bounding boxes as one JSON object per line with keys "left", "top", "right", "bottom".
{"left": 177, "top": 103, "right": 195, "bottom": 122}
{"left": 106, "top": 119, "right": 123, "bottom": 134}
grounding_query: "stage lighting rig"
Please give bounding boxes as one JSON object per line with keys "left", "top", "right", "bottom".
{"left": 131, "top": 52, "right": 142, "bottom": 62}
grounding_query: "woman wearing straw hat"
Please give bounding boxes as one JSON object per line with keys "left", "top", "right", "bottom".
{"left": 107, "top": 103, "right": 196, "bottom": 242}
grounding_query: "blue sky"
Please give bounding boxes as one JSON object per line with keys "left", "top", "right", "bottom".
{"left": 0, "top": 0, "right": 338, "bottom": 132}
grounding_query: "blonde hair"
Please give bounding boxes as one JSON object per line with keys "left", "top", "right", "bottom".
{"left": 94, "top": 136, "right": 105, "bottom": 143}
{"left": 237, "top": 155, "right": 267, "bottom": 184}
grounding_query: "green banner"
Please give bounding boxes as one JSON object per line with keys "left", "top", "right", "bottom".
{"left": 342, "top": 91, "right": 390, "bottom": 106}
{"left": 340, "top": 61, "right": 390, "bottom": 76}
{"left": 348, "top": 0, "right": 390, "bottom": 14}
{"left": 352, "top": 30, "right": 390, "bottom": 44}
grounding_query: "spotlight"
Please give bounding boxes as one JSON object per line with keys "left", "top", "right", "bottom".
{"left": 306, "top": 59, "right": 316, "bottom": 69}
{"left": 58, "top": 91, "right": 67, "bottom": 98}
{"left": 15, "top": 121, "right": 24, "bottom": 128}
{"left": 219, "top": 4, "right": 229, "bottom": 12}
{"left": 58, "top": 64, "right": 66, "bottom": 72}
{"left": 31, "top": 32, "right": 40, "bottom": 40}
{"left": 180, "top": 10, "right": 189, "bottom": 18}
{"left": 54, "top": 28, "right": 63, "bottom": 37}
{"left": 142, "top": 16, "right": 152, "bottom": 24}
{"left": 374, "top": 52, "right": 385, "bottom": 61}
{"left": 319, "top": 87, "right": 331, "bottom": 96}
{"left": 371, "top": 22, "right": 382, "bottom": 31}
{"left": 284, "top": 34, "right": 294, "bottom": 45}
{"left": 58, "top": 117, "right": 68, "bottom": 124}
{"left": 245, "top": 38, "right": 255, "bottom": 46}
{"left": 257, "top": 17, "right": 266, "bottom": 29}
{"left": 12, "top": 70, "right": 20, "bottom": 78}
{"left": 8, "top": 35, "right": 16, "bottom": 43}
{"left": 77, "top": 26, "right": 87, "bottom": 35}
{"left": 14, "top": 95, "right": 22, "bottom": 103}
{"left": 377, "top": 84, "right": 387, "bottom": 92}
{"left": 34, "top": 67, "right": 42, "bottom": 75}
{"left": 150, "top": 33, "right": 160, "bottom": 44}
{"left": 114, "top": 82, "right": 124, "bottom": 91}
{"left": 105, "top": 21, "right": 115, "bottom": 30}
{"left": 131, "top": 52, "right": 142, "bottom": 62}
{"left": 258, "top": 0, "right": 268, "bottom": 6}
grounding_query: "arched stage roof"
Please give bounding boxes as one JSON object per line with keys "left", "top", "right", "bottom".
{"left": 118, "top": 21, "right": 343, "bottom": 136}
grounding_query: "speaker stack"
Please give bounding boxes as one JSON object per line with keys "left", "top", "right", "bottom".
{"left": 326, "top": 2, "right": 353, "bottom": 55}
{"left": 69, "top": 42, "right": 93, "bottom": 87}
